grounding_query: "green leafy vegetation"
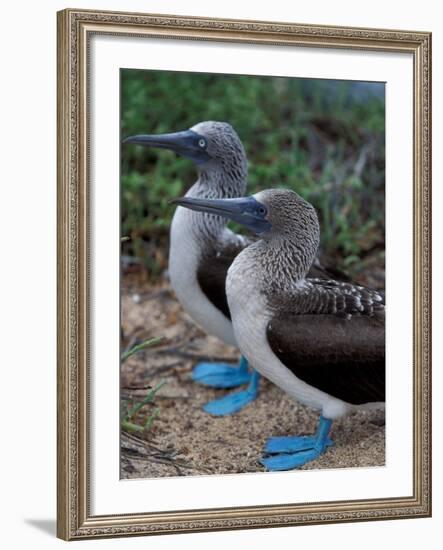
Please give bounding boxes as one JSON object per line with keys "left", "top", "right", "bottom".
{"left": 121, "top": 70, "right": 385, "bottom": 279}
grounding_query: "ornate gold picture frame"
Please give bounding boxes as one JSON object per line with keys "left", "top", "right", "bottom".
{"left": 57, "top": 8, "right": 431, "bottom": 540}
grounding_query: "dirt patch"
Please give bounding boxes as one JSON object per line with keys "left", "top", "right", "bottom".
{"left": 120, "top": 275, "right": 385, "bottom": 479}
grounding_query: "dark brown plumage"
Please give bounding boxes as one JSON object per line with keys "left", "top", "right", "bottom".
{"left": 196, "top": 243, "right": 242, "bottom": 320}
{"left": 267, "top": 313, "right": 385, "bottom": 404}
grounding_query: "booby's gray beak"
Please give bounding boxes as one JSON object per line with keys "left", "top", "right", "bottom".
{"left": 171, "top": 196, "right": 272, "bottom": 235}
{"left": 122, "top": 129, "right": 211, "bottom": 166}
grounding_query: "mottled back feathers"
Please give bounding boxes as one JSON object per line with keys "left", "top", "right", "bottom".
{"left": 267, "top": 277, "right": 384, "bottom": 318}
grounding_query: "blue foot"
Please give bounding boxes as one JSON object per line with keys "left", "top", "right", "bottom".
{"left": 265, "top": 434, "right": 333, "bottom": 454}
{"left": 192, "top": 356, "right": 250, "bottom": 388}
{"left": 203, "top": 370, "right": 260, "bottom": 416}
{"left": 261, "top": 416, "right": 334, "bottom": 471}
{"left": 261, "top": 448, "right": 323, "bottom": 471}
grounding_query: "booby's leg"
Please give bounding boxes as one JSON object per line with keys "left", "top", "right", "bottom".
{"left": 261, "top": 416, "right": 333, "bottom": 471}
{"left": 192, "top": 356, "right": 252, "bottom": 388}
{"left": 202, "top": 370, "right": 260, "bottom": 416}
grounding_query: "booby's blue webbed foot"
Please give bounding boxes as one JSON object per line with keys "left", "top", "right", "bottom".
{"left": 265, "top": 434, "right": 333, "bottom": 454}
{"left": 261, "top": 416, "right": 333, "bottom": 471}
{"left": 203, "top": 370, "right": 260, "bottom": 416}
{"left": 192, "top": 356, "right": 251, "bottom": 388}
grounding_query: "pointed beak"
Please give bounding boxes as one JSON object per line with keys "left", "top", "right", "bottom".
{"left": 122, "top": 130, "right": 211, "bottom": 165}
{"left": 171, "top": 196, "right": 271, "bottom": 235}
{"left": 123, "top": 131, "right": 192, "bottom": 150}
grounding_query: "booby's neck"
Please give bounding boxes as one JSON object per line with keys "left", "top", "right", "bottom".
{"left": 196, "top": 162, "right": 247, "bottom": 198}
{"left": 179, "top": 164, "right": 247, "bottom": 243}
{"left": 169, "top": 165, "right": 246, "bottom": 347}
{"left": 230, "top": 233, "right": 319, "bottom": 294}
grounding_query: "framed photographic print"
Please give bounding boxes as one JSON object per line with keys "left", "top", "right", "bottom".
{"left": 57, "top": 8, "right": 431, "bottom": 540}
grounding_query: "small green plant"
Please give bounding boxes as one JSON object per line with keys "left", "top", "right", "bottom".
{"left": 121, "top": 336, "right": 163, "bottom": 362}
{"left": 121, "top": 337, "right": 165, "bottom": 433}
{"left": 121, "top": 380, "right": 166, "bottom": 433}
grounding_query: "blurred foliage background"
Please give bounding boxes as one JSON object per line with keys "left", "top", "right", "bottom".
{"left": 121, "top": 69, "right": 385, "bottom": 285}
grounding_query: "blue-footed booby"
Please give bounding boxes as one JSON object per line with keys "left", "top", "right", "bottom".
{"left": 123, "top": 122, "right": 259, "bottom": 415}
{"left": 123, "top": 123, "right": 349, "bottom": 417}
{"left": 172, "top": 189, "right": 385, "bottom": 471}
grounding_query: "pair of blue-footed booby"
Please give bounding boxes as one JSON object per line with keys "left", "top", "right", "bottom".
{"left": 173, "top": 189, "right": 385, "bottom": 471}
{"left": 124, "top": 122, "right": 342, "bottom": 416}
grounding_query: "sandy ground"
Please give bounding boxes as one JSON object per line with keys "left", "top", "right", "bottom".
{"left": 120, "top": 274, "right": 385, "bottom": 479}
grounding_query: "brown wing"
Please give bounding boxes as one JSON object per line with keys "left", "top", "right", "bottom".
{"left": 267, "top": 313, "right": 385, "bottom": 405}
{"left": 196, "top": 239, "right": 247, "bottom": 320}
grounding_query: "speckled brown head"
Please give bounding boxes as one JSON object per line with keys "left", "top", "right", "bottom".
{"left": 253, "top": 188, "right": 320, "bottom": 245}
{"left": 190, "top": 121, "right": 246, "bottom": 171}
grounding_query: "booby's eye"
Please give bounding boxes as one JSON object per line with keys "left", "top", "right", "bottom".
{"left": 258, "top": 206, "right": 267, "bottom": 216}
{"left": 198, "top": 138, "right": 206, "bottom": 148}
